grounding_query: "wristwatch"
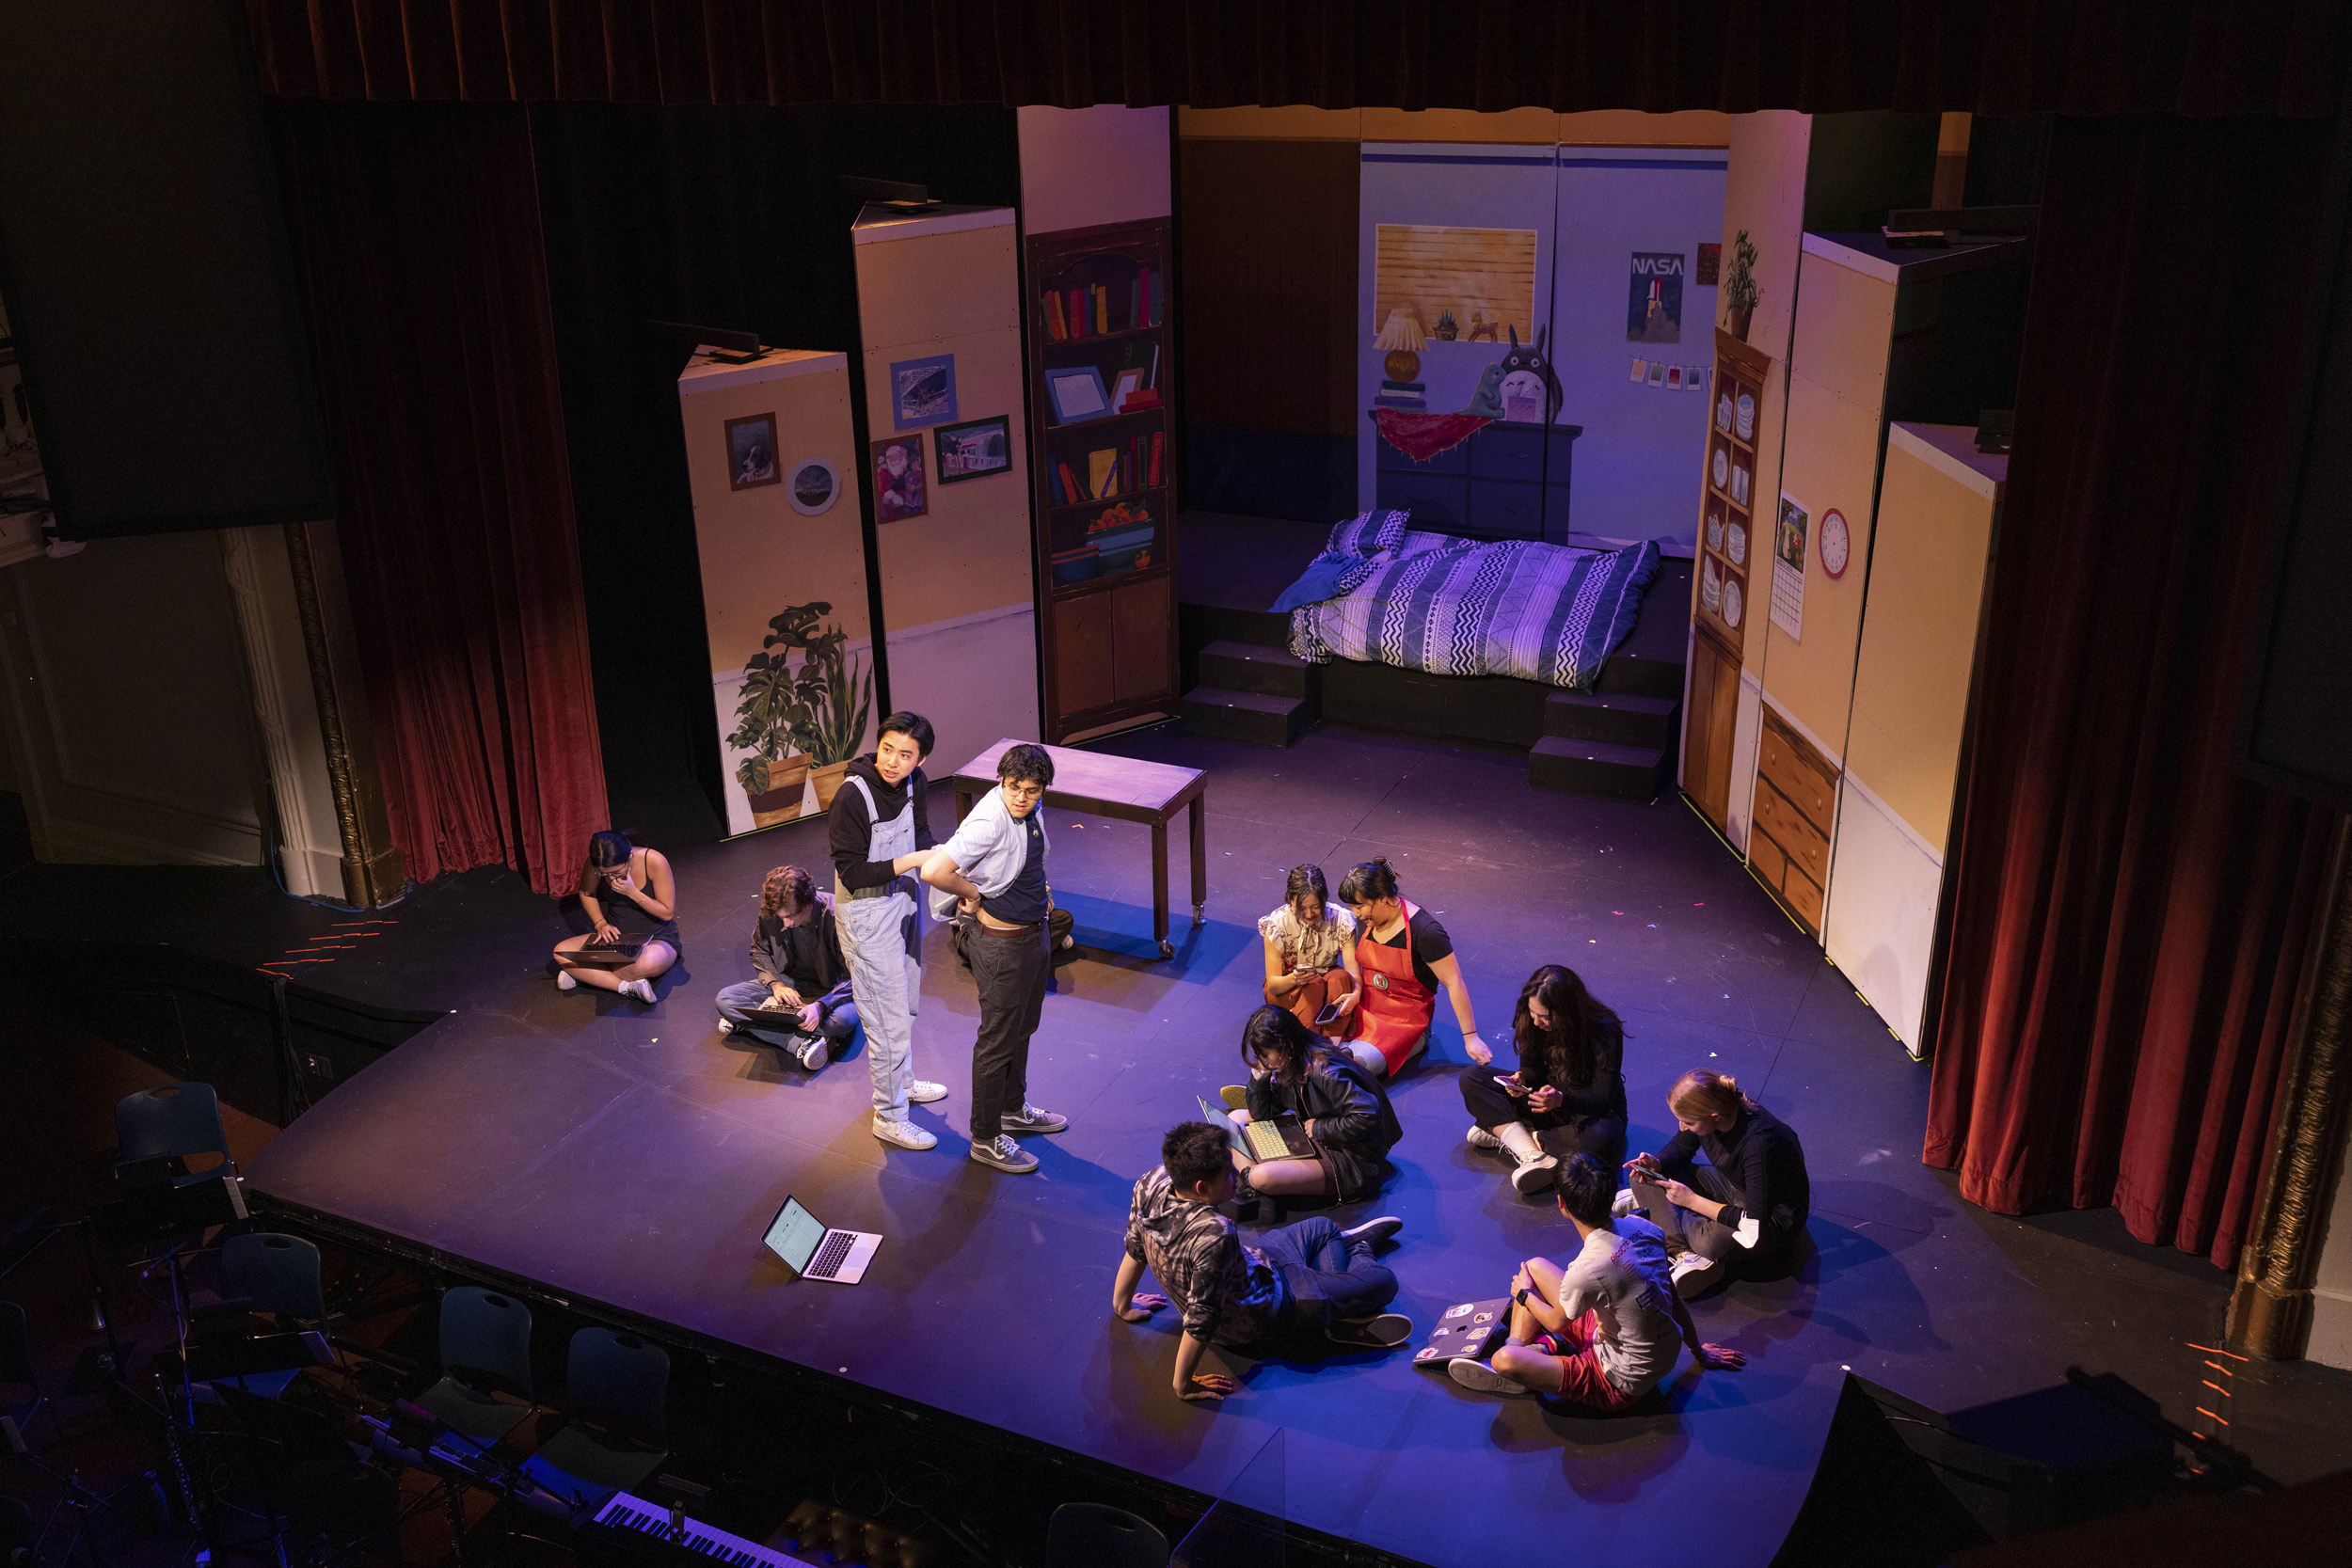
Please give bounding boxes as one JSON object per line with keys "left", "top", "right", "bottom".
{"left": 1513, "top": 1287, "right": 1531, "bottom": 1307}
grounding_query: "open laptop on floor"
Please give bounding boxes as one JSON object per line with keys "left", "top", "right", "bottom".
{"left": 1196, "top": 1096, "right": 1317, "bottom": 1163}
{"left": 761, "top": 1196, "right": 881, "bottom": 1284}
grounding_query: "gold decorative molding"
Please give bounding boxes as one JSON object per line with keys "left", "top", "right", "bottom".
{"left": 2229, "top": 815, "right": 2352, "bottom": 1358}
{"left": 282, "top": 519, "right": 405, "bottom": 907}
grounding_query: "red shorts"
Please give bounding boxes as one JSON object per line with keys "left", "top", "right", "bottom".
{"left": 1534, "top": 1311, "right": 1638, "bottom": 1412}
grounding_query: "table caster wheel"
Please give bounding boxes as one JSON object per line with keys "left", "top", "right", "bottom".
{"left": 1159, "top": 940, "right": 1175, "bottom": 959}
{"left": 1192, "top": 904, "right": 1206, "bottom": 927}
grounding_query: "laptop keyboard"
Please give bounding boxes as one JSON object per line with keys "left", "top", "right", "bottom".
{"left": 1246, "top": 1122, "right": 1299, "bottom": 1161}
{"left": 807, "top": 1229, "right": 857, "bottom": 1279}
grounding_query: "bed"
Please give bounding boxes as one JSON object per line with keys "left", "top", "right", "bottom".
{"left": 1278, "top": 508, "right": 1662, "bottom": 692}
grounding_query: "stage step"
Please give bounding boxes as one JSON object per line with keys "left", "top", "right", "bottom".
{"left": 1182, "top": 685, "right": 1313, "bottom": 748}
{"left": 1593, "top": 645, "right": 1687, "bottom": 702}
{"left": 1542, "top": 689, "right": 1679, "bottom": 750}
{"left": 1528, "top": 736, "right": 1671, "bottom": 801}
{"left": 1199, "top": 640, "right": 1316, "bottom": 699}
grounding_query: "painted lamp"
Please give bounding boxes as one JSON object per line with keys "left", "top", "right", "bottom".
{"left": 1375, "top": 309, "right": 1426, "bottom": 384}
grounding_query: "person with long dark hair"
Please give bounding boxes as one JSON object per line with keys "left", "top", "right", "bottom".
{"left": 1258, "top": 863, "right": 1361, "bottom": 1040}
{"left": 1228, "top": 1006, "right": 1399, "bottom": 1202}
{"left": 553, "top": 831, "right": 677, "bottom": 1004}
{"left": 713, "top": 865, "right": 858, "bottom": 1072}
{"left": 1334, "top": 858, "right": 1489, "bottom": 1078}
{"left": 1460, "top": 965, "right": 1628, "bottom": 1196}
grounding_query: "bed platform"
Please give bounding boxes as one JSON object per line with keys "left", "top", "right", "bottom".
{"left": 1176, "top": 510, "right": 1693, "bottom": 800}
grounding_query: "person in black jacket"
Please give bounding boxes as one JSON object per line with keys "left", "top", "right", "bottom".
{"left": 1460, "top": 966, "right": 1628, "bottom": 1197}
{"left": 1230, "top": 1006, "right": 1400, "bottom": 1203}
{"left": 714, "top": 865, "right": 858, "bottom": 1072}
{"left": 1624, "top": 1069, "right": 1811, "bottom": 1297}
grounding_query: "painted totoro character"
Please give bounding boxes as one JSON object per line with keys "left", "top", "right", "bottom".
{"left": 1493, "top": 325, "right": 1560, "bottom": 422}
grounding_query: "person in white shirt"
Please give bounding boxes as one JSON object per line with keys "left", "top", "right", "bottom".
{"left": 920, "top": 743, "right": 1068, "bottom": 1175}
{"left": 1448, "top": 1154, "right": 1745, "bottom": 1406}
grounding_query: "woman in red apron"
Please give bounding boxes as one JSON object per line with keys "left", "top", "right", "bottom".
{"left": 1337, "top": 858, "right": 1491, "bottom": 1078}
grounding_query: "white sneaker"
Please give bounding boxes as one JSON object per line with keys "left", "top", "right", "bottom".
{"left": 1448, "top": 1357, "right": 1532, "bottom": 1396}
{"left": 872, "top": 1117, "right": 937, "bottom": 1151}
{"left": 618, "top": 978, "right": 656, "bottom": 1004}
{"left": 796, "top": 1038, "right": 830, "bottom": 1071}
{"left": 1510, "top": 1153, "right": 1560, "bottom": 1196}
{"left": 1670, "top": 1251, "right": 1726, "bottom": 1298}
{"left": 556, "top": 970, "right": 578, "bottom": 991}
{"left": 907, "top": 1080, "right": 949, "bottom": 1104}
{"left": 1465, "top": 1124, "right": 1504, "bottom": 1152}
{"left": 715, "top": 1017, "right": 734, "bottom": 1035}
{"left": 1611, "top": 1186, "right": 1639, "bottom": 1219}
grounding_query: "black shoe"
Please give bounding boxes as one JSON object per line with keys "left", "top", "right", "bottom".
{"left": 1341, "top": 1215, "right": 1403, "bottom": 1247}
{"left": 1327, "top": 1313, "right": 1412, "bottom": 1349}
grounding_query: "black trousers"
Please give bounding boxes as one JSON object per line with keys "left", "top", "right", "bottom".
{"left": 1458, "top": 1067, "right": 1626, "bottom": 1174}
{"left": 966, "top": 918, "right": 1049, "bottom": 1143}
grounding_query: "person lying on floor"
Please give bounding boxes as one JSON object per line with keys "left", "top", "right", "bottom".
{"left": 1334, "top": 857, "right": 1490, "bottom": 1079}
{"left": 1113, "top": 1121, "right": 1410, "bottom": 1402}
{"left": 1623, "top": 1069, "right": 1812, "bottom": 1297}
{"left": 1461, "top": 964, "right": 1628, "bottom": 1196}
{"left": 1258, "top": 863, "right": 1361, "bottom": 1041}
{"left": 1448, "top": 1154, "right": 1745, "bottom": 1404}
{"left": 553, "top": 831, "right": 677, "bottom": 1004}
{"left": 1225, "top": 1006, "right": 1399, "bottom": 1204}
{"left": 713, "top": 864, "right": 858, "bottom": 1072}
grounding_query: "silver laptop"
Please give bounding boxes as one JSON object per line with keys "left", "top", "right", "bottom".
{"left": 1196, "top": 1095, "right": 1316, "bottom": 1164}
{"left": 761, "top": 1196, "right": 881, "bottom": 1285}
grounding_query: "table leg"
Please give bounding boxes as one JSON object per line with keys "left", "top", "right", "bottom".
{"left": 1188, "top": 793, "right": 1207, "bottom": 927}
{"left": 1152, "top": 819, "right": 1171, "bottom": 958}
{"left": 954, "top": 788, "right": 974, "bottom": 824}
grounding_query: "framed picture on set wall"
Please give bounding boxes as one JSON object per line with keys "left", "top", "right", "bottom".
{"left": 725, "top": 413, "right": 780, "bottom": 491}
{"left": 870, "top": 435, "right": 928, "bottom": 521}
{"left": 933, "top": 416, "right": 1011, "bottom": 483}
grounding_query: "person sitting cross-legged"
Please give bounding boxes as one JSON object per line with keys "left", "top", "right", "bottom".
{"left": 1448, "top": 1153, "right": 1745, "bottom": 1406}
{"left": 1112, "top": 1121, "right": 1411, "bottom": 1403}
{"left": 1460, "top": 964, "right": 1628, "bottom": 1197}
{"left": 714, "top": 865, "right": 859, "bottom": 1073}
{"left": 1228, "top": 1006, "right": 1399, "bottom": 1204}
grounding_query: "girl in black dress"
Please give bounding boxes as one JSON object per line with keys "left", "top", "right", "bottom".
{"left": 1232, "top": 1006, "right": 1401, "bottom": 1203}
{"left": 1459, "top": 965, "right": 1627, "bottom": 1196}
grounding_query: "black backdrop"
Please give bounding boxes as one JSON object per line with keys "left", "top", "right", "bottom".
{"left": 527, "top": 103, "right": 1020, "bottom": 841}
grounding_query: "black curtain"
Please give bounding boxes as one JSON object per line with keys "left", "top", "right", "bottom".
{"left": 527, "top": 103, "right": 1020, "bottom": 840}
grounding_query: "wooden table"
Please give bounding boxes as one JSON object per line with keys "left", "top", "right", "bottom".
{"left": 941, "top": 740, "right": 1207, "bottom": 958}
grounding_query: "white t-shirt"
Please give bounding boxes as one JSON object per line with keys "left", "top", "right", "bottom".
{"left": 1555, "top": 1216, "right": 1681, "bottom": 1398}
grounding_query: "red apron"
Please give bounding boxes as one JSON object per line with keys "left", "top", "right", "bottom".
{"left": 1352, "top": 901, "right": 1436, "bottom": 1073}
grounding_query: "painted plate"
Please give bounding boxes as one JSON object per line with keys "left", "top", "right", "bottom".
{"left": 1711, "top": 448, "right": 1729, "bottom": 490}
{"left": 1707, "top": 510, "right": 1725, "bottom": 551}
{"left": 1736, "top": 393, "right": 1756, "bottom": 440}
{"left": 1701, "top": 557, "right": 1722, "bottom": 610}
{"left": 1727, "top": 521, "right": 1747, "bottom": 565}
{"left": 1717, "top": 393, "right": 1734, "bottom": 433}
{"left": 1723, "top": 577, "right": 1743, "bottom": 627}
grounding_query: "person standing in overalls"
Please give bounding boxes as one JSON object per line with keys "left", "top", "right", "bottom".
{"left": 829, "top": 711, "right": 950, "bottom": 1150}
{"left": 1335, "top": 858, "right": 1492, "bottom": 1080}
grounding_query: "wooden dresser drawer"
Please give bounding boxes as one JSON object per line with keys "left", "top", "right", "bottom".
{"left": 1757, "top": 718, "right": 1836, "bottom": 832}
{"left": 1753, "top": 781, "right": 1831, "bottom": 886}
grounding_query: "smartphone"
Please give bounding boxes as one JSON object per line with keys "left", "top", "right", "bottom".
{"left": 1499, "top": 1071, "right": 1527, "bottom": 1096}
{"left": 1312, "top": 999, "right": 1344, "bottom": 1027}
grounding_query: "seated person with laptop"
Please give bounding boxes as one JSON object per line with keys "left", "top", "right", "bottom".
{"left": 553, "top": 831, "right": 679, "bottom": 1005}
{"left": 715, "top": 865, "right": 858, "bottom": 1072}
{"left": 1218, "top": 1006, "right": 1400, "bottom": 1203}
{"left": 1113, "top": 1121, "right": 1411, "bottom": 1403}
{"left": 1446, "top": 1154, "right": 1744, "bottom": 1405}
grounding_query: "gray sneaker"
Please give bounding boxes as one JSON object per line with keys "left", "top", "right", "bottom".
{"left": 795, "top": 1037, "right": 830, "bottom": 1071}
{"left": 1000, "top": 1103, "right": 1068, "bottom": 1135}
{"left": 1340, "top": 1216, "right": 1404, "bottom": 1247}
{"left": 970, "top": 1133, "right": 1039, "bottom": 1174}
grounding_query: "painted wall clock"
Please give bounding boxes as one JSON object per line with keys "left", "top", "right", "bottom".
{"left": 1820, "top": 508, "right": 1851, "bottom": 578}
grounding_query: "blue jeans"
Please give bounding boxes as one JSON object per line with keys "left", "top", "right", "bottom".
{"left": 1255, "top": 1217, "right": 1396, "bottom": 1338}
{"left": 716, "top": 982, "right": 858, "bottom": 1063}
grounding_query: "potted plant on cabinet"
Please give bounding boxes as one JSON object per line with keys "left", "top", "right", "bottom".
{"left": 782, "top": 608, "right": 872, "bottom": 812}
{"left": 1724, "top": 230, "right": 1760, "bottom": 342}
{"left": 726, "top": 602, "right": 848, "bottom": 828}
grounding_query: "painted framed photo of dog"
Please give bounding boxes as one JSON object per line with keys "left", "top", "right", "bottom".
{"left": 933, "top": 416, "right": 1012, "bottom": 483}
{"left": 725, "top": 413, "right": 781, "bottom": 491}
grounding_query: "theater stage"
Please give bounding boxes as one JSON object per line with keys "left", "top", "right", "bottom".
{"left": 229, "top": 723, "right": 2105, "bottom": 1564}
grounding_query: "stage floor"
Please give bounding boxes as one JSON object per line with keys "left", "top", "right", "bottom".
{"left": 213, "top": 723, "right": 2319, "bottom": 1562}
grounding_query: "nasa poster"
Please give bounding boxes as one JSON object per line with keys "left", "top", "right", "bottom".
{"left": 1627, "top": 251, "right": 1685, "bottom": 344}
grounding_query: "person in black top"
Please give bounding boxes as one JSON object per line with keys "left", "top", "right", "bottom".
{"left": 1460, "top": 965, "right": 1628, "bottom": 1198}
{"left": 1624, "top": 1069, "right": 1811, "bottom": 1297}
{"left": 714, "top": 865, "right": 857, "bottom": 1072}
{"left": 1230, "top": 1006, "right": 1401, "bottom": 1203}
{"left": 1335, "top": 858, "right": 1490, "bottom": 1079}
{"left": 828, "top": 713, "right": 949, "bottom": 1151}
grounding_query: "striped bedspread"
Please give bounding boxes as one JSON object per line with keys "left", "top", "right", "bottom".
{"left": 1287, "top": 536, "right": 1661, "bottom": 691}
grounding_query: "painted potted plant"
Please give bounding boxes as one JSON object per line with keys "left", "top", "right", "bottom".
{"left": 785, "top": 610, "right": 873, "bottom": 812}
{"left": 729, "top": 646, "right": 814, "bottom": 830}
{"left": 1724, "top": 230, "right": 1760, "bottom": 342}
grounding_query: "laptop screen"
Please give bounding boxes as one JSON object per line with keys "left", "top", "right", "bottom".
{"left": 1195, "top": 1097, "right": 1248, "bottom": 1155}
{"left": 762, "top": 1196, "right": 824, "bottom": 1273}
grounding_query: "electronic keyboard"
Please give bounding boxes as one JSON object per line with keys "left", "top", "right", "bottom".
{"left": 587, "top": 1492, "right": 821, "bottom": 1568}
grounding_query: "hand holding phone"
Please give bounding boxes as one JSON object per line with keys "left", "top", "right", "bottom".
{"left": 1312, "top": 999, "right": 1345, "bottom": 1028}
{"left": 1499, "top": 1070, "right": 1529, "bottom": 1098}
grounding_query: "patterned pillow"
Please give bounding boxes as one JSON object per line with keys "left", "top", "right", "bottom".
{"left": 1327, "top": 507, "right": 1410, "bottom": 559}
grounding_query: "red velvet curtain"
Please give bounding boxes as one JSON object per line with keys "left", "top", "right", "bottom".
{"left": 1923, "top": 113, "right": 2343, "bottom": 1267}
{"left": 274, "top": 102, "right": 608, "bottom": 896}
{"left": 241, "top": 0, "right": 2352, "bottom": 116}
